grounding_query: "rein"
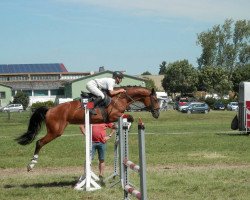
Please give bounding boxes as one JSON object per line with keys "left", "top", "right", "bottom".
{"left": 124, "top": 92, "right": 156, "bottom": 112}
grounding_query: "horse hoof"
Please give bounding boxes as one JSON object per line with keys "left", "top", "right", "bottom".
{"left": 27, "top": 163, "right": 34, "bottom": 172}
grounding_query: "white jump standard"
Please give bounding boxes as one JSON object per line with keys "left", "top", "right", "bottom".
{"left": 74, "top": 99, "right": 101, "bottom": 191}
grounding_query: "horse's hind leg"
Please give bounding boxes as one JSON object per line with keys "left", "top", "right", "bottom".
{"left": 26, "top": 107, "right": 69, "bottom": 172}
{"left": 27, "top": 132, "right": 61, "bottom": 171}
{"left": 27, "top": 133, "right": 56, "bottom": 171}
{"left": 27, "top": 140, "right": 40, "bottom": 171}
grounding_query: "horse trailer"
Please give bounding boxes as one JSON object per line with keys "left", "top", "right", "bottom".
{"left": 238, "top": 81, "right": 250, "bottom": 133}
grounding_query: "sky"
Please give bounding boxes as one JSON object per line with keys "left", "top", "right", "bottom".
{"left": 0, "top": 0, "right": 249, "bottom": 75}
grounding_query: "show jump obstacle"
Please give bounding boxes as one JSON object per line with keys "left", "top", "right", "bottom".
{"left": 106, "top": 117, "right": 148, "bottom": 200}
{"left": 74, "top": 98, "right": 147, "bottom": 199}
{"left": 122, "top": 117, "right": 147, "bottom": 200}
{"left": 74, "top": 99, "right": 101, "bottom": 191}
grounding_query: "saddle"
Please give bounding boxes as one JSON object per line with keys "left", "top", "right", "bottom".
{"left": 80, "top": 91, "right": 111, "bottom": 108}
{"left": 80, "top": 91, "right": 112, "bottom": 122}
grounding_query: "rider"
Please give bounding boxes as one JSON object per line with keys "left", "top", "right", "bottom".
{"left": 86, "top": 71, "right": 126, "bottom": 115}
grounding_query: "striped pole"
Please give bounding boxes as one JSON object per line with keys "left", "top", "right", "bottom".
{"left": 124, "top": 185, "right": 141, "bottom": 199}
{"left": 123, "top": 159, "right": 140, "bottom": 173}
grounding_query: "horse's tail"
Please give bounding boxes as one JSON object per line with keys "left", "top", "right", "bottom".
{"left": 15, "top": 106, "right": 49, "bottom": 145}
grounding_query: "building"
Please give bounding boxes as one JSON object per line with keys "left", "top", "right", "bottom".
{"left": 0, "top": 83, "right": 12, "bottom": 107}
{"left": 0, "top": 63, "right": 146, "bottom": 106}
{"left": 0, "top": 63, "right": 90, "bottom": 105}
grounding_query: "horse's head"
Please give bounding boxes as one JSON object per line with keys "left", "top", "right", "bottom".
{"left": 143, "top": 88, "right": 160, "bottom": 119}
{"left": 115, "top": 86, "right": 160, "bottom": 119}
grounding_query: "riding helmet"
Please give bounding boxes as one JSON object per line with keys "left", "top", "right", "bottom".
{"left": 112, "top": 71, "right": 124, "bottom": 79}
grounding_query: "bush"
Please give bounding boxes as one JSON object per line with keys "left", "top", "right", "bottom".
{"left": 205, "top": 98, "right": 232, "bottom": 108}
{"left": 31, "top": 101, "right": 55, "bottom": 111}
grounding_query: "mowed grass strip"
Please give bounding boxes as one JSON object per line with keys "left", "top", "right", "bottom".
{"left": 0, "top": 110, "right": 250, "bottom": 199}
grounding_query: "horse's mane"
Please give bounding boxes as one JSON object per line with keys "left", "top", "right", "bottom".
{"left": 113, "top": 86, "right": 152, "bottom": 98}
{"left": 115, "top": 85, "right": 150, "bottom": 90}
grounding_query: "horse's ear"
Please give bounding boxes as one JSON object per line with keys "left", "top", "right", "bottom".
{"left": 151, "top": 88, "right": 156, "bottom": 95}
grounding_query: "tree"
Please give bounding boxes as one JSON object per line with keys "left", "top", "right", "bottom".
{"left": 159, "top": 61, "right": 167, "bottom": 75}
{"left": 162, "top": 60, "right": 198, "bottom": 96}
{"left": 141, "top": 71, "right": 151, "bottom": 75}
{"left": 12, "top": 91, "right": 29, "bottom": 110}
{"left": 231, "top": 64, "right": 250, "bottom": 93}
{"left": 144, "top": 78, "right": 157, "bottom": 90}
{"left": 197, "top": 19, "right": 250, "bottom": 79}
{"left": 199, "top": 66, "right": 233, "bottom": 98}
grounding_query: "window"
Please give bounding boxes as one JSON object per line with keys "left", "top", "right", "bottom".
{"left": 0, "top": 92, "right": 6, "bottom": 99}
{"left": 31, "top": 75, "right": 59, "bottom": 80}
{"left": 34, "top": 90, "right": 48, "bottom": 96}
{"left": 0, "top": 76, "right": 8, "bottom": 81}
{"left": 23, "top": 90, "right": 32, "bottom": 96}
{"left": 51, "top": 89, "right": 64, "bottom": 96}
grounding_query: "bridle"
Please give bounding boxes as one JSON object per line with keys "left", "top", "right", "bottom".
{"left": 149, "top": 94, "right": 160, "bottom": 113}
{"left": 124, "top": 92, "right": 159, "bottom": 112}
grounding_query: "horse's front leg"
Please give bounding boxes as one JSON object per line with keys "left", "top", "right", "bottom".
{"left": 122, "top": 114, "right": 134, "bottom": 122}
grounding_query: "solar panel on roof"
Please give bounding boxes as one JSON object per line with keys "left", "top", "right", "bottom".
{"left": 17, "top": 65, "right": 22, "bottom": 73}
{"left": 0, "top": 65, "right": 3, "bottom": 73}
{"left": 14, "top": 65, "right": 17, "bottom": 73}
{"left": 29, "top": 64, "right": 33, "bottom": 72}
{"left": 0, "top": 63, "right": 68, "bottom": 74}
{"left": 9, "top": 66, "right": 12, "bottom": 73}
{"left": 0, "top": 65, "right": 4, "bottom": 73}
{"left": 53, "top": 65, "right": 59, "bottom": 72}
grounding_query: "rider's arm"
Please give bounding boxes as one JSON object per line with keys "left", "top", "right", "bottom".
{"left": 109, "top": 88, "right": 126, "bottom": 96}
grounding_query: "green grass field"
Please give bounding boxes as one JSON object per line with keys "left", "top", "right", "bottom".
{"left": 0, "top": 110, "right": 250, "bottom": 200}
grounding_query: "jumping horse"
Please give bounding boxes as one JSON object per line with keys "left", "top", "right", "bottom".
{"left": 16, "top": 86, "right": 160, "bottom": 171}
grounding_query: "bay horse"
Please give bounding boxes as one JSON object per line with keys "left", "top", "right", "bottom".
{"left": 16, "top": 86, "right": 160, "bottom": 171}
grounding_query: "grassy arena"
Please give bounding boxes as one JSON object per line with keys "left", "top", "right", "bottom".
{"left": 0, "top": 110, "right": 250, "bottom": 199}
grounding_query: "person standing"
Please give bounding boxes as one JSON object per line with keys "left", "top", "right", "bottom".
{"left": 79, "top": 123, "right": 117, "bottom": 185}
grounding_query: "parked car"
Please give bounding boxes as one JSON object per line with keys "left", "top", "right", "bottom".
{"left": 174, "top": 97, "right": 189, "bottom": 110}
{"left": 213, "top": 102, "right": 225, "bottom": 110}
{"left": 179, "top": 101, "right": 198, "bottom": 111}
{"left": 227, "top": 102, "right": 238, "bottom": 111}
{"left": 181, "top": 102, "right": 210, "bottom": 114}
{"left": 1, "top": 104, "right": 24, "bottom": 112}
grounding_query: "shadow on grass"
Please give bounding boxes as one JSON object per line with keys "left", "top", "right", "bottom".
{"left": 216, "top": 132, "right": 250, "bottom": 136}
{"left": 4, "top": 180, "right": 77, "bottom": 189}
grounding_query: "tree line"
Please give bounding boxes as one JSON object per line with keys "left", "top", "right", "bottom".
{"left": 144, "top": 19, "right": 250, "bottom": 99}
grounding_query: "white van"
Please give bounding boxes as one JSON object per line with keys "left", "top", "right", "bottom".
{"left": 156, "top": 92, "right": 168, "bottom": 111}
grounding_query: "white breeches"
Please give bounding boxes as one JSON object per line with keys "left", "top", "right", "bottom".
{"left": 86, "top": 80, "right": 105, "bottom": 99}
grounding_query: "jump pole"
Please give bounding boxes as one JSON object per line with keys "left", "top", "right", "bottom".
{"left": 74, "top": 100, "right": 101, "bottom": 191}
{"left": 105, "top": 116, "right": 127, "bottom": 187}
{"left": 104, "top": 124, "right": 120, "bottom": 186}
{"left": 105, "top": 117, "right": 147, "bottom": 199}
{"left": 122, "top": 118, "right": 147, "bottom": 200}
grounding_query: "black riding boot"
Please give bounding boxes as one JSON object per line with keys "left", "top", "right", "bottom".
{"left": 89, "top": 96, "right": 103, "bottom": 115}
